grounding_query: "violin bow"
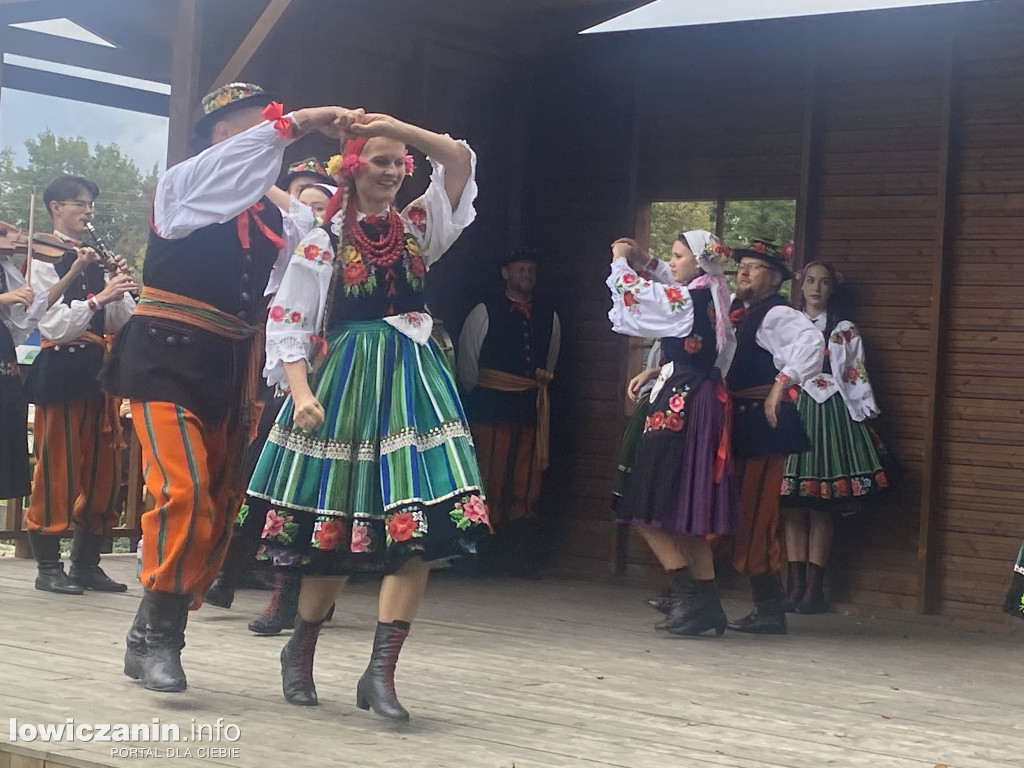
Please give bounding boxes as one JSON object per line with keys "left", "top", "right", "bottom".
{"left": 24, "top": 187, "right": 36, "bottom": 284}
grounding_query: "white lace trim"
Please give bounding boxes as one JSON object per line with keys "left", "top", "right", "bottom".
{"left": 267, "top": 419, "right": 475, "bottom": 462}
{"left": 379, "top": 420, "right": 474, "bottom": 456}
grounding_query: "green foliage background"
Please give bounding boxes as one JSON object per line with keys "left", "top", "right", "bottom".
{"left": 0, "top": 130, "right": 158, "bottom": 276}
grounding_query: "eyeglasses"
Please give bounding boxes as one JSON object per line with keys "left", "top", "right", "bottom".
{"left": 60, "top": 199, "right": 95, "bottom": 210}
{"left": 737, "top": 262, "right": 773, "bottom": 274}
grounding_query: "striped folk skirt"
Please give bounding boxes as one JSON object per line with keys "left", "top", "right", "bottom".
{"left": 781, "top": 391, "right": 889, "bottom": 506}
{"left": 248, "top": 320, "right": 491, "bottom": 575}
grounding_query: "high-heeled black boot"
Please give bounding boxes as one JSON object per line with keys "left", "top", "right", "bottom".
{"left": 727, "top": 573, "right": 788, "bottom": 635}
{"left": 355, "top": 621, "right": 411, "bottom": 722}
{"left": 795, "top": 562, "right": 829, "bottom": 614}
{"left": 779, "top": 561, "right": 807, "bottom": 613}
{"left": 68, "top": 529, "right": 127, "bottom": 592}
{"left": 249, "top": 570, "right": 301, "bottom": 635}
{"left": 655, "top": 567, "right": 696, "bottom": 630}
{"left": 126, "top": 590, "right": 190, "bottom": 692}
{"left": 280, "top": 616, "right": 323, "bottom": 706}
{"left": 663, "top": 576, "right": 727, "bottom": 637}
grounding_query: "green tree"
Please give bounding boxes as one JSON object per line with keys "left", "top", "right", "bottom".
{"left": 648, "top": 200, "right": 715, "bottom": 262}
{"left": 0, "top": 130, "right": 155, "bottom": 275}
{"left": 720, "top": 199, "right": 795, "bottom": 249}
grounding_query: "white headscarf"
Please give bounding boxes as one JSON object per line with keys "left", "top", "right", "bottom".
{"left": 682, "top": 229, "right": 730, "bottom": 352}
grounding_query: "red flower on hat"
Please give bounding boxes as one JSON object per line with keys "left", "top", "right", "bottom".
{"left": 752, "top": 242, "right": 766, "bottom": 254}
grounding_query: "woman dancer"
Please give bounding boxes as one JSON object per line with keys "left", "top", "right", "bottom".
{"left": 248, "top": 113, "right": 490, "bottom": 720}
{"left": 780, "top": 260, "right": 889, "bottom": 613}
{"left": 607, "top": 231, "right": 736, "bottom": 636}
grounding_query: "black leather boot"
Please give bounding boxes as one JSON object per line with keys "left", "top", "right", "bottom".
{"left": 795, "top": 562, "right": 829, "bottom": 614}
{"left": 124, "top": 599, "right": 148, "bottom": 681}
{"left": 647, "top": 588, "right": 673, "bottom": 614}
{"left": 29, "top": 531, "right": 83, "bottom": 595}
{"left": 68, "top": 529, "right": 127, "bottom": 592}
{"left": 727, "top": 573, "right": 788, "bottom": 635}
{"left": 249, "top": 570, "right": 301, "bottom": 635}
{"left": 355, "top": 621, "right": 411, "bottom": 721}
{"left": 664, "top": 576, "right": 728, "bottom": 637}
{"left": 779, "top": 561, "right": 807, "bottom": 613}
{"left": 655, "top": 567, "right": 696, "bottom": 630}
{"left": 132, "top": 589, "right": 190, "bottom": 692}
{"left": 280, "top": 616, "right": 323, "bottom": 706}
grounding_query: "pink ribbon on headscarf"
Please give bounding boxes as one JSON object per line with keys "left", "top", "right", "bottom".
{"left": 688, "top": 272, "right": 730, "bottom": 353}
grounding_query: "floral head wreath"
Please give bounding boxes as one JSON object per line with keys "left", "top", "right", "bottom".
{"left": 322, "top": 137, "right": 416, "bottom": 225}
{"left": 794, "top": 259, "right": 844, "bottom": 285}
{"left": 733, "top": 237, "right": 795, "bottom": 280}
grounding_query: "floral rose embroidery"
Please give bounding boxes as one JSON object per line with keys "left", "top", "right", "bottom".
{"left": 820, "top": 482, "right": 831, "bottom": 499}
{"left": 668, "top": 394, "right": 685, "bottom": 413}
{"left": 836, "top": 478, "right": 851, "bottom": 496}
{"left": 407, "top": 205, "right": 427, "bottom": 233}
{"left": 843, "top": 329, "right": 854, "bottom": 342}
{"left": 649, "top": 411, "right": 665, "bottom": 430}
{"left": 780, "top": 478, "right": 790, "bottom": 495}
{"left": 623, "top": 292, "right": 637, "bottom": 307}
{"left": 303, "top": 243, "right": 321, "bottom": 261}
{"left": 343, "top": 260, "right": 369, "bottom": 287}
{"left": 290, "top": 311, "right": 302, "bottom": 323}
{"left": 314, "top": 519, "right": 346, "bottom": 550}
{"left": 262, "top": 509, "right": 286, "bottom": 538}
{"left": 875, "top": 472, "right": 888, "bottom": 489}
{"left": 621, "top": 272, "right": 637, "bottom": 286}
{"left": 269, "top": 305, "right": 286, "bottom": 323}
{"left": 814, "top": 377, "right": 829, "bottom": 388}
{"left": 851, "top": 478, "right": 863, "bottom": 496}
{"left": 665, "top": 412, "right": 684, "bottom": 432}
{"left": 387, "top": 512, "right": 418, "bottom": 542}
{"left": 664, "top": 286, "right": 683, "bottom": 303}
{"left": 844, "top": 366, "right": 860, "bottom": 383}
{"left": 409, "top": 253, "right": 426, "bottom": 279}
{"left": 350, "top": 525, "right": 370, "bottom": 553}
{"left": 463, "top": 495, "right": 489, "bottom": 523}
{"left": 684, "top": 336, "right": 702, "bottom": 354}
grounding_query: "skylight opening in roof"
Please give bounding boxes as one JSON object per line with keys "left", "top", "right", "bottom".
{"left": 581, "top": 0, "right": 987, "bottom": 34}
{"left": 9, "top": 18, "right": 116, "bottom": 47}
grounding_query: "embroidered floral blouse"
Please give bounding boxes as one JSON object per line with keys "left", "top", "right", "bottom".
{"left": 800, "top": 313, "right": 880, "bottom": 422}
{"left": 263, "top": 142, "right": 478, "bottom": 388}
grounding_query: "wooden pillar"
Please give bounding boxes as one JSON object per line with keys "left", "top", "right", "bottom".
{"left": 792, "top": 43, "right": 820, "bottom": 283}
{"left": 166, "top": 0, "right": 201, "bottom": 167}
{"left": 916, "top": 36, "right": 958, "bottom": 615}
{"left": 206, "top": 0, "right": 295, "bottom": 93}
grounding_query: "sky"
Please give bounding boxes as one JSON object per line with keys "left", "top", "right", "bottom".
{"left": 583, "top": 0, "right": 987, "bottom": 33}
{"left": 0, "top": 19, "right": 169, "bottom": 174}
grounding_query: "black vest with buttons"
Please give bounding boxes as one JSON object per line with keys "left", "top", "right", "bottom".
{"left": 462, "top": 294, "right": 555, "bottom": 424}
{"left": 99, "top": 200, "right": 283, "bottom": 424}
{"left": 26, "top": 253, "right": 108, "bottom": 404}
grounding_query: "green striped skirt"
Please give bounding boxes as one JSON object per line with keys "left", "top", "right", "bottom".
{"left": 781, "top": 391, "right": 889, "bottom": 506}
{"left": 248, "top": 320, "right": 491, "bottom": 575}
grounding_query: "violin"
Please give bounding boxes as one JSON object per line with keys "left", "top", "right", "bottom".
{"left": 0, "top": 220, "right": 78, "bottom": 263}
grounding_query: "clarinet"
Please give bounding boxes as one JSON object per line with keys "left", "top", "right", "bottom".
{"left": 85, "top": 222, "right": 134, "bottom": 279}
{"left": 85, "top": 222, "right": 139, "bottom": 298}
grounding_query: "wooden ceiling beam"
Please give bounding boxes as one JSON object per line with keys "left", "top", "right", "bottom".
{"left": 2, "top": 63, "right": 168, "bottom": 115}
{"left": 0, "top": 25, "right": 169, "bottom": 83}
{"left": 205, "top": 0, "right": 293, "bottom": 93}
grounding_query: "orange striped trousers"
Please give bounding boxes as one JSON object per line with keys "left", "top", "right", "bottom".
{"left": 472, "top": 421, "right": 542, "bottom": 528}
{"left": 26, "top": 399, "right": 121, "bottom": 536}
{"left": 732, "top": 454, "right": 785, "bottom": 577}
{"left": 131, "top": 401, "right": 244, "bottom": 604}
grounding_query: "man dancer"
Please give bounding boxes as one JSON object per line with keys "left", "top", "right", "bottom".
{"left": 725, "top": 239, "right": 823, "bottom": 634}
{"left": 26, "top": 175, "right": 137, "bottom": 594}
{"left": 458, "top": 247, "right": 560, "bottom": 578}
{"left": 101, "top": 82, "right": 358, "bottom": 692}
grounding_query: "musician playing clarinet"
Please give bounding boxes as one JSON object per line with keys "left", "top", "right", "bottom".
{"left": 25, "top": 174, "right": 137, "bottom": 595}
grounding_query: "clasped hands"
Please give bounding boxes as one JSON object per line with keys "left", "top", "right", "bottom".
{"left": 610, "top": 237, "right": 653, "bottom": 271}
{"left": 292, "top": 107, "right": 407, "bottom": 143}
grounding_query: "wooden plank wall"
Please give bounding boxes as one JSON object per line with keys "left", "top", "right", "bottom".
{"left": 522, "top": 3, "right": 1024, "bottom": 626}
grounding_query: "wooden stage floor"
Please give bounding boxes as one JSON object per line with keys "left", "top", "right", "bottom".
{"left": 1, "top": 555, "right": 1021, "bottom": 768}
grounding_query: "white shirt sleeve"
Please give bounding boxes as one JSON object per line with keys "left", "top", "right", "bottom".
{"left": 756, "top": 305, "right": 825, "bottom": 385}
{"left": 32, "top": 261, "right": 94, "bottom": 343}
{"left": 606, "top": 258, "right": 694, "bottom": 339}
{"left": 400, "top": 141, "right": 478, "bottom": 269}
{"left": 641, "top": 258, "right": 675, "bottom": 285}
{"left": 103, "top": 292, "right": 136, "bottom": 333}
{"left": 153, "top": 117, "right": 297, "bottom": 241}
{"left": 828, "top": 320, "right": 881, "bottom": 421}
{"left": 265, "top": 196, "right": 316, "bottom": 297}
{"left": 457, "top": 303, "right": 488, "bottom": 391}
{"left": 263, "top": 227, "right": 334, "bottom": 388}
{"left": 0, "top": 258, "right": 45, "bottom": 345}
{"left": 546, "top": 311, "right": 561, "bottom": 374}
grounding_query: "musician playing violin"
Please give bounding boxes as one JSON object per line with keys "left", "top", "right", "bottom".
{"left": 24, "top": 174, "right": 137, "bottom": 596}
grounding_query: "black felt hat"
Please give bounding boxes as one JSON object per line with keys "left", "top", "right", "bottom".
{"left": 194, "top": 82, "right": 278, "bottom": 142}
{"left": 732, "top": 238, "right": 794, "bottom": 280}
{"left": 500, "top": 246, "right": 542, "bottom": 268}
